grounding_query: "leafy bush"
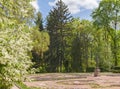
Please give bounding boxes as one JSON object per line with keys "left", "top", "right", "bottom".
{"left": 86, "top": 67, "right": 95, "bottom": 72}
{"left": 112, "top": 70, "right": 120, "bottom": 73}
{"left": 113, "top": 66, "right": 120, "bottom": 70}
{"left": 36, "top": 66, "right": 47, "bottom": 73}
{"left": 112, "top": 66, "right": 120, "bottom": 73}
{"left": 100, "top": 67, "right": 109, "bottom": 72}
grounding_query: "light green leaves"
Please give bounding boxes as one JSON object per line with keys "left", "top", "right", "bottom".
{"left": 32, "top": 28, "right": 50, "bottom": 57}
{"left": 0, "top": 0, "right": 34, "bottom": 89}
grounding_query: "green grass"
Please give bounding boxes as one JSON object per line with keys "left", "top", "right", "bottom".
{"left": 90, "top": 83, "right": 102, "bottom": 88}
{"left": 16, "top": 82, "right": 40, "bottom": 89}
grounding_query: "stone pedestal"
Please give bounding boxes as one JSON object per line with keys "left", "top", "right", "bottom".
{"left": 94, "top": 67, "right": 100, "bottom": 77}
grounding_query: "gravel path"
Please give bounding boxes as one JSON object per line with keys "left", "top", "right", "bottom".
{"left": 24, "top": 73, "right": 120, "bottom": 89}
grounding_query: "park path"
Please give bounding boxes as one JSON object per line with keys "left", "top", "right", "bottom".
{"left": 24, "top": 73, "right": 120, "bottom": 89}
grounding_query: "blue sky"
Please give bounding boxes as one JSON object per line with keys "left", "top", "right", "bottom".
{"left": 31, "top": 0, "right": 101, "bottom": 21}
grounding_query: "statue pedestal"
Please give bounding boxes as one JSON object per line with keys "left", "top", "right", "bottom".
{"left": 94, "top": 68, "right": 100, "bottom": 77}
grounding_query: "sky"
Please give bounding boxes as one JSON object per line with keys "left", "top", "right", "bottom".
{"left": 31, "top": 0, "right": 101, "bottom": 21}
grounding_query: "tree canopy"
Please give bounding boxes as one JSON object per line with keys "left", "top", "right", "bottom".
{"left": 0, "top": 0, "right": 34, "bottom": 88}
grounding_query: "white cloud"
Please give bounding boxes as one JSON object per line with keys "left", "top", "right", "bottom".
{"left": 49, "top": 0, "right": 100, "bottom": 14}
{"left": 30, "top": 0, "right": 39, "bottom": 12}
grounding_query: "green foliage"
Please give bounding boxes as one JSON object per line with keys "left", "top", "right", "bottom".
{"left": 34, "top": 12, "right": 44, "bottom": 31}
{"left": 36, "top": 66, "right": 47, "bottom": 73}
{"left": 92, "top": 0, "right": 120, "bottom": 66}
{"left": 38, "top": 0, "right": 120, "bottom": 73}
{"left": 0, "top": 0, "right": 34, "bottom": 23}
{"left": 71, "top": 19, "right": 94, "bottom": 72}
{"left": 17, "top": 82, "right": 40, "bottom": 89}
{"left": 0, "top": 19, "right": 33, "bottom": 89}
{"left": 93, "top": 28, "right": 113, "bottom": 71}
{"left": 112, "top": 66, "right": 120, "bottom": 73}
{"left": 0, "top": 0, "right": 34, "bottom": 88}
{"left": 46, "top": 0, "right": 72, "bottom": 72}
{"left": 86, "top": 67, "right": 95, "bottom": 72}
{"left": 32, "top": 28, "right": 50, "bottom": 57}
{"left": 88, "top": 59, "right": 96, "bottom": 67}
{"left": 31, "top": 11, "right": 50, "bottom": 71}
{"left": 31, "top": 27, "right": 50, "bottom": 72}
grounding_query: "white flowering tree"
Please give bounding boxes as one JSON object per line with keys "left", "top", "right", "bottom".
{"left": 0, "top": 0, "right": 34, "bottom": 88}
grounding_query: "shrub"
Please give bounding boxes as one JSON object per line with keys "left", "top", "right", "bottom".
{"left": 86, "top": 67, "right": 95, "bottom": 72}
{"left": 36, "top": 66, "right": 47, "bottom": 73}
{"left": 112, "top": 66, "right": 120, "bottom": 73}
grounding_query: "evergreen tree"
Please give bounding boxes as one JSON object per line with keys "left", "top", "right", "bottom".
{"left": 46, "top": 0, "right": 72, "bottom": 72}
{"left": 34, "top": 11, "right": 44, "bottom": 31}
{"left": 32, "top": 11, "right": 49, "bottom": 72}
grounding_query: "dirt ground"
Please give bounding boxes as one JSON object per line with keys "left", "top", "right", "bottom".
{"left": 24, "top": 73, "right": 120, "bottom": 89}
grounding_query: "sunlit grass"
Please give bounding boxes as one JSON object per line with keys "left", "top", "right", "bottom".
{"left": 16, "top": 82, "right": 40, "bottom": 89}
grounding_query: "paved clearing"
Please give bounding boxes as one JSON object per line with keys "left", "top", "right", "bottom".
{"left": 24, "top": 73, "right": 120, "bottom": 89}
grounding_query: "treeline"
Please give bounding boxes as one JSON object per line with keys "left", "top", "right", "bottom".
{"left": 0, "top": 0, "right": 120, "bottom": 88}
{"left": 32, "top": 0, "right": 120, "bottom": 73}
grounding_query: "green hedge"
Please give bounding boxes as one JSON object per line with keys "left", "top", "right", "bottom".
{"left": 112, "top": 66, "right": 120, "bottom": 73}
{"left": 100, "top": 67, "right": 109, "bottom": 72}
{"left": 86, "top": 67, "right": 95, "bottom": 72}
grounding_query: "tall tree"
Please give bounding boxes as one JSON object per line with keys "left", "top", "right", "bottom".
{"left": 92, "top": 0, "right": 120, "bottom": 66}
{"left": 32, "top": 11, "right": 49, "bottom": 71}
{"left": 92, "top": 28, "right": 113, "bottom": 71}
{"left": 71, "top": 19, "right": 94, "bottom": 72}
{"left": 34, "top": 11, "right": 44, "bottom": 31}
{"left": 47, "top": 0, "right": 72, "bottom": 72}
{"left": 31, "top": 28, "right": 50, "bottom": 70}
{"left": 0, "top": 0, "right": 34, "bottom": 88}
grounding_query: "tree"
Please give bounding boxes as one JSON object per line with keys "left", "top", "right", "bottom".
{"left": 92, "top": 28, "right": 113, "bottom": 71}
{"left": 0, "top": 0, "right": 34, "bottom": 88}
{"left": 70, "top": 19, "right": 94, "bottom": 72}
{"left": 46, "top": 0, "right": 72, "bottom": 72}
{"left": 31, "top": 11, "right": 49, "bottom": 72}
{"left": 34, "top": 11, "right": 44, "bottom": 31}
{"left": 31, "top": 28, "right": 50, "bottom": 71}
{"left": 92, "top": 0, "right": 120, "bottom": 66}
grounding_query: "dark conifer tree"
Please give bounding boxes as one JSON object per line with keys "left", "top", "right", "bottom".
{"left": 46, "top": 0, "right": 72, "bottom": 72}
